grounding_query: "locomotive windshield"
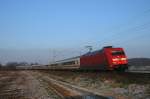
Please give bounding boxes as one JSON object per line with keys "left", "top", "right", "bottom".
{"left": 112, "top": 50, "right": 125, "bottom": 55}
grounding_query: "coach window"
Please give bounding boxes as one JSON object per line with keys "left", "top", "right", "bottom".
{"left": 76, "top": 61, "right": 78, "bottom": 64}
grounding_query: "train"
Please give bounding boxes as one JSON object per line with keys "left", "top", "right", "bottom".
{"left": 48, "top": 46, "right": 128, "bottom": 71}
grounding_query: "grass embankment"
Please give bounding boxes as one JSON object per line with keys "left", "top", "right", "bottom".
{"left": 41, "top": 70, "right": 150, "bottom": 99}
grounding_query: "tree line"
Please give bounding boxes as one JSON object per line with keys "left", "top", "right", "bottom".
{"left": 0, "top": 62, "right": 39, "bottom": 70}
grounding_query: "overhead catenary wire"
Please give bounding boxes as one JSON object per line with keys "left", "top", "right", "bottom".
{"left": 101, "top": 22, "right": 150, "bottom": 44}
{"left": 93, "top": 8, "right": 150, "bottom": 49}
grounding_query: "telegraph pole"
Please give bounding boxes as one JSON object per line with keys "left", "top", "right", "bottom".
{"left": 52, "top": 49, "right": 56, "bottom": 62}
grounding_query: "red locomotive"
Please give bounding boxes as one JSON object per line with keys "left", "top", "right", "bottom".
{"left": 49, "top": 46, "right": 128, "bottom": 71}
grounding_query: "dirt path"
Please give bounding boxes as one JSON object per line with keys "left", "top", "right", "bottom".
{"left": 0, "top": 70, "right": 52, "bottom": 99}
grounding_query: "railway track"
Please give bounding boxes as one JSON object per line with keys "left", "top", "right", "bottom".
{"left": 29, "top": 71, "right": 114, "bottom": 99}
{"left": 127, "top": 70, "right": 150, "bottom": 73}
{"left": 36, "top": 70, "right": 150, "bottom": 86}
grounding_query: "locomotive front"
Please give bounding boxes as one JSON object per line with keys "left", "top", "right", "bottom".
{"left": 104, "top": 47, "right": 128, "bottom": 71}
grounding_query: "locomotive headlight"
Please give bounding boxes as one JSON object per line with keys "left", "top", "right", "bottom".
{"left": 112, "top": 58, "right": 119, "bottom": 61}
{"left": 113, "top": 58, "right": 126, "bottom": 61}
{"left": 121, "top": 58, "right": 126, "bottom": 60}
{"left": 113, "top": 62, "right": 117, "bottom": 64}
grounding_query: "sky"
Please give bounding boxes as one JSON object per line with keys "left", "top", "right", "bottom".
{"left": 0, "top": 0, "right": 150, "bottom": 64}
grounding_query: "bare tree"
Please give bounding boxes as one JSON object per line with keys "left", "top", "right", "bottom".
{"left": 0, "top": 63, "right": 2, "bottom": 69}
{"left": 18, "top": 62, "right": 29, "bottom": 66}
{"left": 5, "top": 62, "right": 18, "bottom": 69}
{"left": 30, "top": 62, "right": 39, "bottom": 65}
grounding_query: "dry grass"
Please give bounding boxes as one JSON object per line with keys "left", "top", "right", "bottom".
{"left": 0, "top": 70, "right": 53, "bottom": 99}
{"left": 41, "top": 70, "right": 150, "bottom": 99}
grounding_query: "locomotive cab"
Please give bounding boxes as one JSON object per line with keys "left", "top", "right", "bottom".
{"left": 104, "top": 47, "right": 128, "bottom": 71}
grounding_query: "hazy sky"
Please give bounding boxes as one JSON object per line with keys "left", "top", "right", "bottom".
{"left": 0, "top": 0, "right": 150, "bottom": 64}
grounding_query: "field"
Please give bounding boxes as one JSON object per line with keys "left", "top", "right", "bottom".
{"left": 0, "top": 70, "right": 150, "bottom": 99}
{"left": 40, "top": 70, "right": 150, "bottom": 99}
{"left": 0, "top": 70, "right": 53, "bottom": 99}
